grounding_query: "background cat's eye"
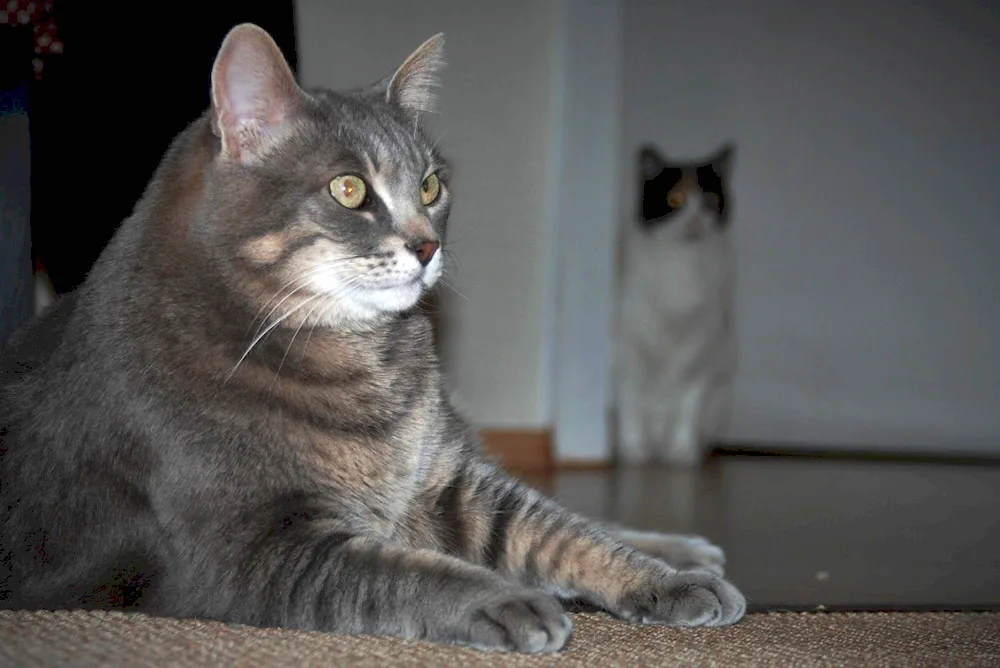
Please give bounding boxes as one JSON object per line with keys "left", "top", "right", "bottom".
{"left": 667, "top": 190, "right": 686, "bottom": 209}
{"left": 421, "top": 173, "right": 441, "bottom": 206}
{"left": 329, "top": 175, "right": 368, "bottom": 209}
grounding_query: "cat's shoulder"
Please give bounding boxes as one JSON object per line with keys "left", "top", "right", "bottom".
{"left": 0, "top": 291, "right": 80, "bottom": 382}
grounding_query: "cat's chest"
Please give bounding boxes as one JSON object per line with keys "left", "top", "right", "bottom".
{"left": 621, "top": 231, "right": 732, "bottom": 313}
{"left": 291, "top": 389, "right": 441, "bottom": 530}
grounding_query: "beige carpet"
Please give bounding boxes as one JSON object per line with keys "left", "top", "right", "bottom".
{"left": 1, "top": 610, "right": 997, "bottom": 667}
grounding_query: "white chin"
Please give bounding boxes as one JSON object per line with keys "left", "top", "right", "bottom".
{"left": 358, "top": 281, "right": 423, "bottom": 314}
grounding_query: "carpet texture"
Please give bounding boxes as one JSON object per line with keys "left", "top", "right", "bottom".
{"left": 1, "top": 610, "right": 998, "bottom": 667}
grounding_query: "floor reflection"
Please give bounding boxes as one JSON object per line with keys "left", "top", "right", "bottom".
{"left": 530, "top": 456, "right": 1000, "bottom": 610}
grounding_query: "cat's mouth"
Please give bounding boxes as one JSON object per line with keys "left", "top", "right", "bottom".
{"left": 304, "top": 249, "right": 441, "bottom": 323}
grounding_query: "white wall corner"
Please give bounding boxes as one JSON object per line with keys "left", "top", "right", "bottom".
{"left": 547, "top": 0, "right": 625, "bottom": 461}
{"left": 538, "top": 0, "right": 568, "bottom": 430}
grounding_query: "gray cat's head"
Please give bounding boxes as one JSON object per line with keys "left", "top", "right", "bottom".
{"left": 637, "top": 144, "right": 734, "bottom": 241}
{"left": 198, "top": 24, "right": 450, "bottom": 328}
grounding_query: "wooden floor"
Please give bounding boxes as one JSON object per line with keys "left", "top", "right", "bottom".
{"left": 527, "top": 455, "right": 1000, "bottom": 612}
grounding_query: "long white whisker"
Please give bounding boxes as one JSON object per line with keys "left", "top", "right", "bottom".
{"left": 245, "top": 254, "right": 372, "bottom": 337}
{"left": 233, "top": 256, "right": 389, "bottom": 384}
{"left": 226, "top": 293, "right": 324, "bottom": 383}
{"left": 299, "top": 294, "right": 335, "bottom": 365}
{"left": 274, "top": 294, "right": 330, "bottom": 380}
{"left": 293, "top": 270, "right": 371, "bottom": 362}
{"left": 437, "top": 274, "right": 468, "bottom": 301}
{"left": 429, "top": 130, "right": 449, "bottom": 154}
{"left": 246, "top": 263, "right": 333, "bottom": 324}
{"left": 249, "top": 268, "right": 331, "bottom": 340}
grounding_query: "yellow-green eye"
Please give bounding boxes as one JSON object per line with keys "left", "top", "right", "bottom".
{"left": 667, "top": 189, "right": 686, "bottom": 209}
{"left": 329, "top": 175, "right": 368, "bottom": 209}
{"left": 420, "top": 172, "right": 441, "bottom": 206}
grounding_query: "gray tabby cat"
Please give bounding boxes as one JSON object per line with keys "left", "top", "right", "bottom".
{"left": 615, "top": 145, "right": 737, "bottom": 466}
{"left": 0, "top": 25, "right": 745, "bottom": 652}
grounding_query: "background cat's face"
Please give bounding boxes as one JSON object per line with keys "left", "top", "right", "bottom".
{"left": 202, "top": 26, "right": 450, "bottom": 328}
{"left": 637, "top": 144, "right": 733, "bottom": 242}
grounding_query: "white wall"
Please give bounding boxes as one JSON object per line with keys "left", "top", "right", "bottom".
{"left": 623, "top": 0, "right": 1000, "bottom": 454}
{"left": 295, "top": 1, "right": 1000, "bottom": 457}
{"left": 295, "top": 0, "right": 562, "bottom": 428}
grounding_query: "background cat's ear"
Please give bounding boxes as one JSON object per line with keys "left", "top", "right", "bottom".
{"left": 639, "top": 146, "right": 666, "bottom": 179}
{"left": 710, "top": 142, "right": 735, "bottom": 179}
{"left": 210, "top": 23, "right": 303, "bottom": 163}
{"left": 386, "top": 33, "right": 446, "bottom": 117}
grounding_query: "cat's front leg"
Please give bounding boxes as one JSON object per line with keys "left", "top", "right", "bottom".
{"left": 191, "top": 527, "right": 571, "bottom": 653}
{"left": 459, "top": 463, "right": 746, "bottom": 627}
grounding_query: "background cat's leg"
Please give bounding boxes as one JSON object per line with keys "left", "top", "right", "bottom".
{"left": 456, "top": 461, "right": 745, "bottom": 627}
{"left": 660, "top": 374, "right": 710, "bottom": 466}
{"left": 186, "top": 525, "right": 571, "bottom": 653}
{"left": 615, "top": 349, "right": 650, "bottom": 464}
{"left": 702, "top": 319, "right": 737, "bottom": 444}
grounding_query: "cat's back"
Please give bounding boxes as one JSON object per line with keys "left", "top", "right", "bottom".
{"left": 0, "top": 270, "right": 172, "bottom": 610}
{"left": 1, "top": 291, "right": 82, "bottom": 418}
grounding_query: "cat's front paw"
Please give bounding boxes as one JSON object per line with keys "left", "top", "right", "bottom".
{"left": 620, "top": 569, "right": 746, "bottom": 628}
{"left": 458, "top": 588, "right": 572, "bottom": 653}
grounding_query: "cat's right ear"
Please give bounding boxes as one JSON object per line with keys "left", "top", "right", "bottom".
{"left": 210, "top": 24, "right": 303, "bottom": 164}
{"left": 639, "top": 146, "right": 666, "bottom": 179}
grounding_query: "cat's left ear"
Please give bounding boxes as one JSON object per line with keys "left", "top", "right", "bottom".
{"left": 710, "top": 143, "right": 735, "bottom": 180}
{"left": 210, "top": 23, "right": 304, "bottom": 164}
{"left": 386, "top": 34, "right": 446, "bottom": 118}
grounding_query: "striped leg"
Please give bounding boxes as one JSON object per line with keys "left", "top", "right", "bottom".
{"left": 179, "top": 506, "right": 572, "bottom": 652}
{"left": 445, "top": 461, "right": 746, "bottom": 627}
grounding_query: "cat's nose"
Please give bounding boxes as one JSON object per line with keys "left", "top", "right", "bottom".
{"left": 407, "top": 239, "right": 440, "bottom": 267}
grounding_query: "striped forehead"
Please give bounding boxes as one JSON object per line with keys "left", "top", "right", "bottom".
{"left": 367, "top": 124, "right": 425, "bottom": 175}
{"left": 363, "top": 144, "right": 424, "bottom": 217}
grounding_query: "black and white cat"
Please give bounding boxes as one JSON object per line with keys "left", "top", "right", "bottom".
{"left": 615, "top": 144, "right": 737, "bottom": 466}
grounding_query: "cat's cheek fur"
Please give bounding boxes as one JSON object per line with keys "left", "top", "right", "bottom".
{"left": 305, "top": 248, "right": 433, "bottom": 324}
{"left": 314, "top": 243, "right": 442, "bottom": 322}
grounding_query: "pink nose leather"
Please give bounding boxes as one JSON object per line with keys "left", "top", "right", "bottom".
{"left": 408, "top": 240, "right": 440, "bottom": 267}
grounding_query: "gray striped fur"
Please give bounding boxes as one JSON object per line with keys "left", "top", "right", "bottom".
{"left": 0, "top": 24, "right": 745, "bottom": 653}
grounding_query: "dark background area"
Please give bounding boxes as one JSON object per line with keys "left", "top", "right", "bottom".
{"left": 24, "top": 1, "right": 299, "bottom": 294}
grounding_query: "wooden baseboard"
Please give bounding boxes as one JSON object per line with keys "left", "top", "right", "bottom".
{"left": 556, "top": 458, "right": 614, "bottom": 471}
{"left": 712, "top": 442, "right": 1000, "bottom": 466}
{"left": 479, "top": 429, "right": 555, "bottom": 474}
{"left": 478, "top": 429, "right": 614, "bottom": 474}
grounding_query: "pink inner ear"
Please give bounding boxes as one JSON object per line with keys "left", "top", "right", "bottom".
{"left": 210, "top": 26, "right": 299, "bottom": 157}
{"left": 222, "top": 61, "right": 287, "bottom": 128}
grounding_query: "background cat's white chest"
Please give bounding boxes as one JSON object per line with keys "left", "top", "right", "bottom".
{"left": 619, "top": 229, "right": 733, "bottom": 347}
